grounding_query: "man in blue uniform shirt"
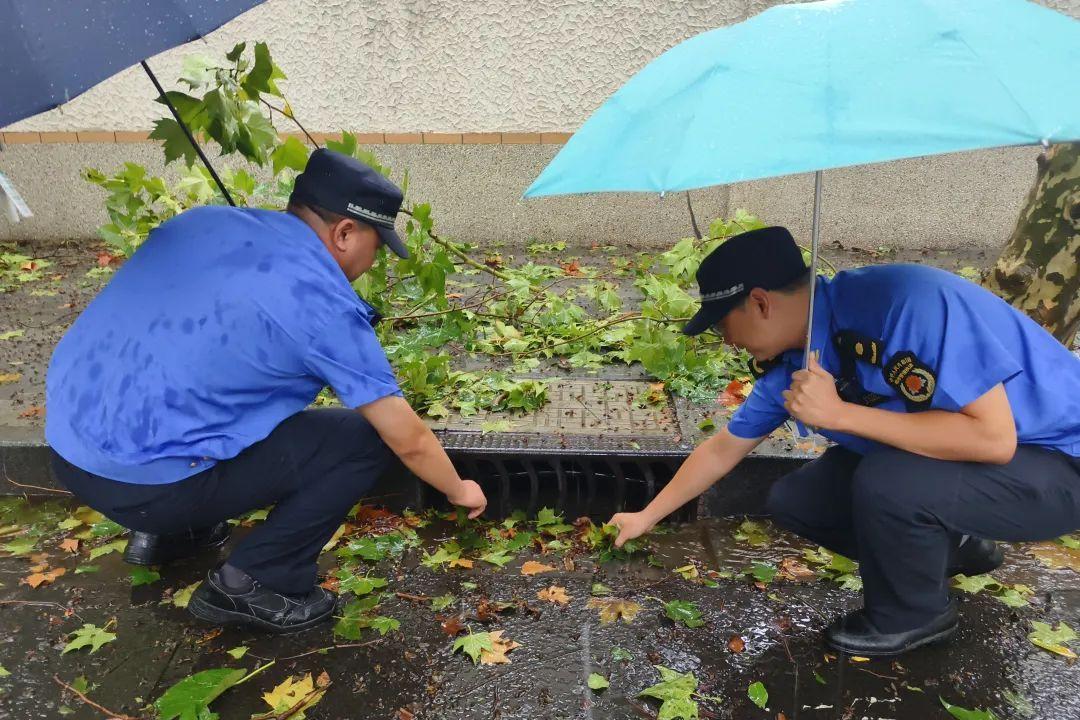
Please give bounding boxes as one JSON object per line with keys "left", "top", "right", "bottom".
{"left": 610, "top": 226, "right": 1080, "bottom": 656}
{"left": 46, "top": 148, "right": 488, "bottom": 633}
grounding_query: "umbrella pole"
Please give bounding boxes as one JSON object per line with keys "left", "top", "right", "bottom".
{"left": 140, "top": 60, "right": 236, "bottom": 207}
{"left": 802, "top": 170, "right": 823, "bottom": 369}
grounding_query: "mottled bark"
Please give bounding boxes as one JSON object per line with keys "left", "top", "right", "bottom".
{"left": 982, "top": 143, "right": 1080, "bottom": 345}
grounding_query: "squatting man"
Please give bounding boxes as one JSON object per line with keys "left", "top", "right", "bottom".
{"left": 610, "top": 226, "right": 1080, "bottom": 656}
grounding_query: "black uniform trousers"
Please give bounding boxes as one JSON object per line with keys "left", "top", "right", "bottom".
{"left": 50, "top": 409, "right": 388, "bottom": 595}
{"left": 765, "top": 443, "right": 1080, "bottom": 632}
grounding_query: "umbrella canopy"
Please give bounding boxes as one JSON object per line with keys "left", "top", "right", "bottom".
{"left": 0, "top": 0, "right": 267, "bottom": 128}
{"left": 525, "top": 0, "right": 1080, "bottom": 198}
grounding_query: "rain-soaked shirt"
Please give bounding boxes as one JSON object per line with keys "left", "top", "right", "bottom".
{"left": 726, "top": 265, "right": 1080, "bottom": 457}
{"left": 46, "top": 206, "right": 402, "bottom": 485}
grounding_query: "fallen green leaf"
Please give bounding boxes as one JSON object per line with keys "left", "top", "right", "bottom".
{"left": 638, "top": 666, "right": 699, "bottom": 720}
{"left": 2, "top": 538, "right": 35, "bottom": 556}
{"left": 663, "top": 600, "right": 705, "bottom": 628}
{"left": 430, "top": 594, "right": 455, "bottom": 612}
{"left": 452, "top": 632, "right": 494, "bottom": 664}
{"left": 130, "top": 566, "right": 161, "bottom": 587}
{"left": 588, "top": 673, "right": 609, "bottom": 691}
{"left": 748, "top": 681, "right": 768, "bottom": 709}
{"left": 1028, "top": 620, "right": 1077, "bottom": 658}
{"left": 88, "top": 539, "right": 127, "bottom": 561}
{"left": 226, "top": 646, "right": 248, "bottom": 660}
{"left": 940, "top": 696, "right": 999, "bottom": 720}
{"left": 155, "top": 667, "right": 246, "bottom": 720}
{"left": 62, "top": 624, "right": 116, "bottom": 655}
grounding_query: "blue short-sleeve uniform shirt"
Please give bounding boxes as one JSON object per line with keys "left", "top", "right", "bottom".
{"left": 46, "top": 206, "right": 402, "bottom": 484}
{"left": 727, "top": 265, "right": 1080, "bottom": 457}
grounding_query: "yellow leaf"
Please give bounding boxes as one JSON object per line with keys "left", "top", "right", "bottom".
{"left": 255, "top": 673, "right": 326, "bottom": 720}
{"left": 321, "top": 523, "right": 349, "bottom": 553}
{"left": 168, "top": 581, "right": 201, "bottom": 609}
{"left": 1032, "top": 639, "right": 1078, "bottom": 659}
{"left": 0, "top": 373, "right": 20, "bottom": 384}
{"left": 537, "top": 586, "right": 570, "bottom": 605}
{"left": 449, "top": 558, "right": 474, "bottom": 569}
{"left": 479, "top": 630, "right": 521, "bottom": 665}
{"left": 849, "top": 656, "right": 871, "bottom": 663}
{"left": 1028, "top": 542, "right": 1080, "bottom": 572}
{"left": 22, "top": 567, "right": 65, "bottom": 589}
{"left": 586, "top": 597, "right": 642, "bottom": 624}
{"left": 520, "top": 561, "right": 555, "bottom": 576}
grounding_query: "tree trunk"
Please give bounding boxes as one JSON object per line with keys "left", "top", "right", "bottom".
{"left": 982, "top": 142, "right": 1080, "bottom": 345}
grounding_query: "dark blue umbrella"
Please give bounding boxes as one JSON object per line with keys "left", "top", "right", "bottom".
{"left": 1, "top": 0, "right": 270, "bottom": 205}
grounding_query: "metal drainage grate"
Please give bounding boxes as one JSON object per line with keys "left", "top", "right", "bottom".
{"left": 417, "top": 453, "right": 696, "bottom": 523}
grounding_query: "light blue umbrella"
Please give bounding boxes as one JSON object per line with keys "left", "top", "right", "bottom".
{"left": 524, "top": 0, "right": 1080, "bottom": 365}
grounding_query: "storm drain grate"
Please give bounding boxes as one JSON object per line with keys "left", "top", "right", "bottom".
{"left": 418, "top": 453, "right": 696, "bottom": 523}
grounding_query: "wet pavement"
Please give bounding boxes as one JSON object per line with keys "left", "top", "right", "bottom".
{"left": 2, "top": 498, "right": 1079, "bottom": 720}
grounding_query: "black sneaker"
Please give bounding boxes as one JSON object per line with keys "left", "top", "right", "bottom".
{"left": 187, "top": 567, "right": 337, "bottom": 633}
{"left": 825, "top": 599, "right": 958, "bottom": 657}
{"left": 123, "top": 522, "right": 231, "bottom": 566}
{"left": 947, "top": 537, "right": 1004, "bottom": 577}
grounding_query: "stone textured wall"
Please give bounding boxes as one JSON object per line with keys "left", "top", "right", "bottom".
{"left": 2, "top": 0, "right": 1078, "bottom": 249}
{"left": 4, "top": 0, "right": 795, "bottom": 134}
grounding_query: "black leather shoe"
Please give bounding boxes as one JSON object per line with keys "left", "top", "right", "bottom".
{"left": 825, "top": 600, "right": 958, "bottom": 656}
{"left": 187, "top": 567, "right": 337, "bottom": 633}
{"left": 122, "top": 522, "right": 231, "bottom": 566}
{"left": 947, "top": 537, "right": 1004, "bottom": 577}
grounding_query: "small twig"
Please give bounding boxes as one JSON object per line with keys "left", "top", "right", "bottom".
{"left": 385, "top": 288, "right": 513, "bottom": 323}
{"left": 14, "top": 309, "right": 81, "bottom": 329}
{"left": 53, "top": 674, "right": 140, "bottom": 720}
{"left": 491, "top": 313, "right": 689, "bottom": 358}
{"left": 0, "top": 599, "right": 75, "bottom": 614}
{"left": 795, "top": 243, "right": 839, "bottom": 275}
{"left": 279, "top": 640, "right": 381, "bottom": 662}
{"left": 4, "top": 473, "right": 72, "bottom": 495}
{"left": 236, "top": 660, "right": 276, "bottom": 686}
{"left": 395, "top": 591, "right": 431, "bottom": 603}
{"left": 686, "top": 192, "right": 703, "bottom": 240}
{"left": 261, "top": 99, "right": 320, "bottom": 148}
{"left": 854, "top": 667, "right": 899, "bottom": 680}
{"left": 400, "top": 208, "right": 511, "bottom": 281}
{"left": 274, "top": 681, "right": 331, "bottom": 720}
{"left": 637, "top": 575, "right": 671, "bottom": 592}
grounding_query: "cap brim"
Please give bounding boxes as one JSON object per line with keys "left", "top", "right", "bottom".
{"left": 376, "top": 225, "right": 409, "bottom": 259}
{"left": 681, "top": 298, "right": 737, "bottom": 336}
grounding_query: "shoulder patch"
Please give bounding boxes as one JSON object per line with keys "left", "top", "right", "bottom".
{"left": 747, "top": 357, "right": 782, "bottom": 379}
{"left": 883, "top": 350, "right": 937, "bottom": 411}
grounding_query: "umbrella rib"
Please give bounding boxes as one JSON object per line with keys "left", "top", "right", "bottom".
{"left": 915, "top": 0, "right": 1043, "bottom": 142}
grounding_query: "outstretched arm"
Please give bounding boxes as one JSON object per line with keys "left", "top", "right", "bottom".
{"left": 358, "top": 395, "right": 488, "bottom": 518}
{"left": 608, "top": 428, "right": 761, "bottom": 546}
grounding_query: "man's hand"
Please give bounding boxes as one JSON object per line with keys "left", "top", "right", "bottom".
{"left": 783, "top": 353, "right": 847, "bottom": 430}
{"left": 608, "top": 511, "right": 655, "bottom": 548}
{"left": 447, "top": 479, "right": 487, "bottom": 519}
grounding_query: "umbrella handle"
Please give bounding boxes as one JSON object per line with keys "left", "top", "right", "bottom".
{"left": 797, "top": 170, "right": 824, "bottom": 441}
{"left": 802, "top": 169, "right": 823, "bottom": 369}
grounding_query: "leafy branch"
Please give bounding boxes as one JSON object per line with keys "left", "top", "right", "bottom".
{"left": 85, "top": 40, "right": 758, "bottom": 419}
